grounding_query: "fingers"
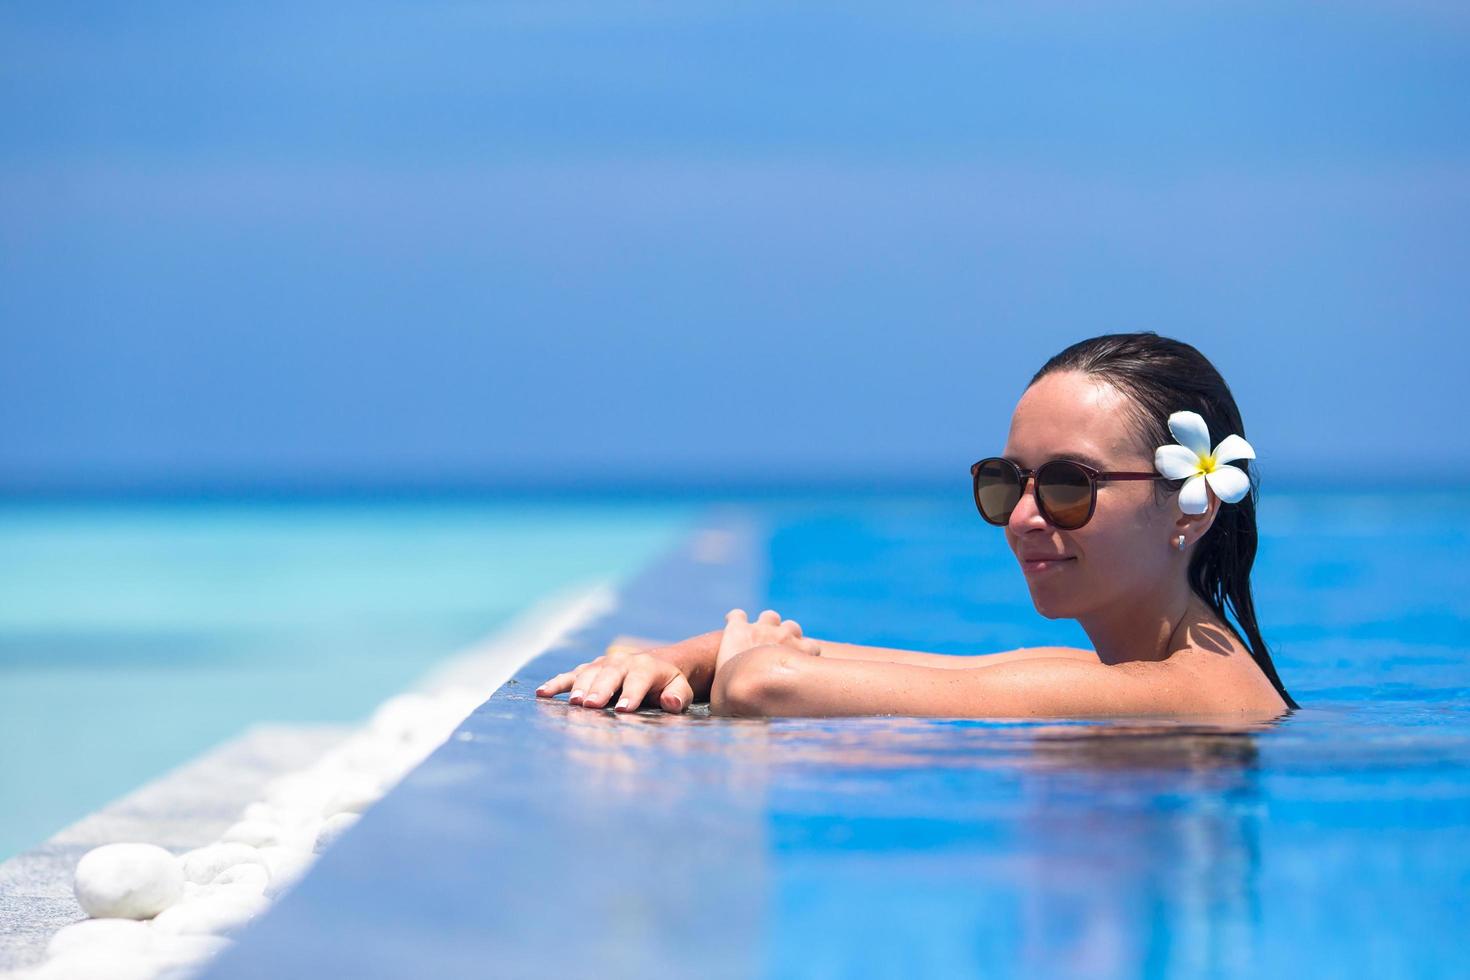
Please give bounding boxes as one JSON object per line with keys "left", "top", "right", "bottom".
{"left": 795, "top": 637, "right": 821, "bottom": 656}
{"left": 539, "top": 645, "right": 702, "bottom": 715}
{"left": 535, "top": 669, "right": 577, "bottom": 697}
{"left": 607, "top": 657, "right": 699, "bottom": 714}
{"left": 781, "top": 618, "right": 802, "bottom": 637}
{"left": 660, "top": 673, "right": 694, "bottom": 713}
{"left": 614, "top": 658, "right": 668, "bottom": 713}
{"left": 567, "top": 662, "right": 602, "bottom": 705}
{"left": 578, "top": 663, "right": 627, "bottom": 709}
{"left": 729, "top": 609, "right": 795, "bottom": 629}
{"left": 545, "top": 655, "right": 695, "bottom": 715}
{"left": 541, "top": 660, "right": 603, "bottom": 700}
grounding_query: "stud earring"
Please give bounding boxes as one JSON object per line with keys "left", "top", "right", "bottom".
{"left": 1175, "top": 535, "right": 1186, "bottom": 551}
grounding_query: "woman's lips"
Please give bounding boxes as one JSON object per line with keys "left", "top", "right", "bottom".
{"left": 1021, "top": 557, "right": 1076, "bottom": 574}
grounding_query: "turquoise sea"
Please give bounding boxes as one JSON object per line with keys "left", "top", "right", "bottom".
{"left": 0, "top": 499, "right": 696, "bottom": 862}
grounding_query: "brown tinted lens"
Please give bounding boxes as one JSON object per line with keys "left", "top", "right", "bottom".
{"left": 973, "top": 459, "right": 1021, "bottom": 525}
{"left": 1037, "top": 460, "right": 1094, "bottom": 528}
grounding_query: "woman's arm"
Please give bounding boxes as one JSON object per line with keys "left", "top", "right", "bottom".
{"left": 612, "top": 631, "right": 1098, "bottom": 673}
{"left": 602, "top": 633, "right": 989, "bottom": 676}
{"left": 709, "top": 644, "right": 1207, "bottom": 719}
{"left": 807, "top": 637, "right": 1098, "bottom": 669}
{"left": 540, "top": 618, "right": 1097, "bottom": 712}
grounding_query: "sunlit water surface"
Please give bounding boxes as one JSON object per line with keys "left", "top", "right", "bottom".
{"left": 735, "top": 488, "right": 1466, "bottom": 977}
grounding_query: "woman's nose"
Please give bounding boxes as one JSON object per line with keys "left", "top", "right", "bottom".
{"left": 1008, "top": 477, "right": 1051, "bottom": 531}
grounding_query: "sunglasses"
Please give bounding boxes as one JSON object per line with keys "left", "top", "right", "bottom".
{"left": 970, "top": 456, "right": 1166, "bottom": 530}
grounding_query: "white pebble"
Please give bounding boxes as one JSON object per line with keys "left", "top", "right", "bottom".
{"left": 245, "top": 803, "right": 319, "bottom": 840}
{"left": 313, "top": 812, "right": 359, "bottom": 854}
{"left": 316, "top": 735, "right": 387, "bottom": 775}
{"left": 319, "top": 775, "right": 381, "bottom": 818}
{"left": 370, "top": 693, "right": 440, "bottom": 743}
{"left": 219, "top": 819, "right": 288, "bottom": 848}
{"left": 45, "top": 918, "right": 154, "bottom": 958}
{"left": 258, "top": 846, "right": 314, "bottom": 897}
{"left": 178, "top": 842, "right": 268, "bottom": 885}
{"left": 203, "top": 862, "right": 269, "bottom": 897}
{"left": 148, "top": 932, "right": 233, "bottom": 971}
{"left": 29, "top": 951, "right": 160, "bottom": 980}
{"left": 73, "top": 843, "right": 183, "bottom": 920}
{"left": 151, "top": 891, "right": 268, "bottom": 935}
{"left": 239, "top": 801, "right": 283, "bottom": 823}
{"left": 262, "top": 771, "right": 334, "bottom": 815}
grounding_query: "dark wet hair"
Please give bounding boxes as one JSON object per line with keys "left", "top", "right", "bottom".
{"left": 1029, "top": 331, "right": 1299, "bottom": 711}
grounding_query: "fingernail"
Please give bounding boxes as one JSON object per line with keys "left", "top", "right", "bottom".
{"left": 616, "top": 698, "right": 629, "bottom": 710}
{"left": 570, "top": 689, "right": 583, "bottom": 701}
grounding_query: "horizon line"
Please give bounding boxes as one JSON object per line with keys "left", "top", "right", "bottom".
{"left": 1, "top": 469, "right": 1466, "bottom": 503}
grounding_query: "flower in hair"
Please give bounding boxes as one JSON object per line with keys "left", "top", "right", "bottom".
{"left": 1153, "top": 411, "right": 1255, "bottom": 515}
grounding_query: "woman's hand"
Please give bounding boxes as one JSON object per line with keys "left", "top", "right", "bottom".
{"left": 535, "top": 639, "right": 699, "bottom": 714}
{"left": 716, "top": 608, "right": 821, "bottom": 673}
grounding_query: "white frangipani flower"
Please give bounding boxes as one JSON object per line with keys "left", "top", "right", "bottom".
{"left": 1153, "top": 411, "right": 1255, "bottom": 515}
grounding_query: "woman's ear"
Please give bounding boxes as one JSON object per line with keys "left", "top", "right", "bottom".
{"left": 1173, "top": 486, "right": 1220, "bottom": 547}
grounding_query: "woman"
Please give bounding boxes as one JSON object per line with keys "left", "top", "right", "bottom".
{"left": 536, "top": 332, "right": 1298, "bottom": 719}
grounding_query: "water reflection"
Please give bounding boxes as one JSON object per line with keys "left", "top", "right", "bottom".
{"left": 531, "top": 697, "right": 1276, "bottom": 978}
{"left": 529, "top": 693, "right": 775, "bottom": 800}
{"left": 1002, "top": 725, "right": 1267, "bottom": 979}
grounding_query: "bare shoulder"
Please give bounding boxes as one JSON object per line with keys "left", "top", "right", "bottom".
{"left": 1159, "top": 636, "right": 1290, "bottom": 715}
{"left": 1000, "top": 634, "right": 1285, "bottom": 716}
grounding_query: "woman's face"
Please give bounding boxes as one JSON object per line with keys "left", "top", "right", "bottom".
{"left": 1000, "top": 370, "right": 1189, "bottom": 620}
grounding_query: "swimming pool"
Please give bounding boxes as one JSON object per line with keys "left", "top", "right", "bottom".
{"left": 0, "top": 499, "right": 696, "bottom": 862}
{"left": 195, "top": 485, "right": 1470, "bottom": 978}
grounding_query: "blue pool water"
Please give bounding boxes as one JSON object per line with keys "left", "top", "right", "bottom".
{"left": 0, "top": 499, "right": 695, "bottom": 862}
{"left": 200, "top": 486, "right": 1469, "bottom": 979}
{"left": 756, "top": 487, "right": 1469, "bottom": 976}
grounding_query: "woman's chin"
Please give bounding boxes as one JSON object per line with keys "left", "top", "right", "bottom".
{"left": 1026, "top": 588, "right": 1075, "bottom": 620}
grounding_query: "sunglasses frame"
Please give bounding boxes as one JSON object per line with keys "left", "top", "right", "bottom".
{"left": 970, "top": 456, "right": 1168, "bottom": 530}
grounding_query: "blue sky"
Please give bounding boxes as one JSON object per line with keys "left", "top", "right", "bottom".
{"left": 2, "top": 2, "right": 1467, "bottom": 490}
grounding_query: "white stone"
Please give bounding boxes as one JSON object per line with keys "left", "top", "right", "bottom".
{"left": 45, "top": 917, "right": 155, "bottom": 958}
{"left": 262, "top": 771, "right": 334, "bottom": 813}
{"left": 147, "top": 931, "right": 233, "bottom": 969}
{"left": 239, "top": 800, "right": 285, "bottom": 823}
{"left": 243, "top": 799, "right": 322, "bottom": 837}
{"left": 369, "top": 693, "right": 441, "bottom": 744}
{"left": 288, "top": 815, "right": 324, "bottom": 851}
{"left": 435, "top": 688, "right": 482, "bottom": 726}
{"left": 319, "top": 774, "right": 381, "bottom": 817}
{"left": 219, "top": 818, "right": 289, "bottom": 848}
{"left": 150, "top": 891, "right": 268, "bottom": 935}
{"left": 258, "top": 846, "right": 314, "bottom": 898}
{"left": 73, "top": 843, "right": 184, "bottom": 920}
{"left": 313, "top": 812, "right": 360, "bottom": 854}
{"left": 30, "top": 951, "right": 160, "bottom": 980}
{"left": 316, "top": 735, "right": 387, "bottom": 775}
{"left": 178, "top": 842, "right": 269, "bottom": 885}
{"left": 203, "top": 862, "right": 269, "bottom": 897}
